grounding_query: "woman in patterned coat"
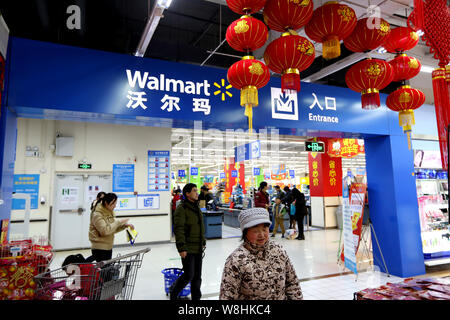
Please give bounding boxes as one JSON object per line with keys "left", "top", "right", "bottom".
{"left": 219, "top": 207, "right": 303, "bottom": 300}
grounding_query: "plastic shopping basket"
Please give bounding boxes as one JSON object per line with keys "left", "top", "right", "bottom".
{"left": 162, "top": 268, "right": 190, "bottom": 297}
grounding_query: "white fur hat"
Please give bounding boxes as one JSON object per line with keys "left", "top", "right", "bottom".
{"left": 238, "top": 207, "right": 272, "bottom": 231}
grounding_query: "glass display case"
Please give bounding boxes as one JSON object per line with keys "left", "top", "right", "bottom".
{"left": 415, "top": 168, "right": 450, "bottom": 263}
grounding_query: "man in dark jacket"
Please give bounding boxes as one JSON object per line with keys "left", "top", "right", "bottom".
{"left": 171, "top": 183, "right": 206, "bottom": 300}
{"left": 292, "top": 187, "right": 308, "bottom": 240}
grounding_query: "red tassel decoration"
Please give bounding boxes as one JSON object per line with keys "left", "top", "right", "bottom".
{"left": 432, "top": 67, "right": 449, "bottom": 170}
{"left": 281, "top": 69, "right": 300, "bottom": 93}
{"left": 361, "top": 90, "right": 381, "bottom": 110}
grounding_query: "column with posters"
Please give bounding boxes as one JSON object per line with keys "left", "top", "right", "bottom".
{"left": 340, "top": 182, "right": 367, "bottom": 274}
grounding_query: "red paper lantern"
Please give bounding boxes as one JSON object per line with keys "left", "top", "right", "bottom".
{"left": 227, "top": 56, "right": 270, "bottom": 131}
{"left": 388, "top": 54, "right": 422, "bottom": 82}
{"left": 382, "top": 26, "right": 419, "bottom": 53}
{"left": 305, "top": 2, "right": 357, "bottom": 60}
{"left": 226, "top": 15, "right": 268, "bottom": 52}
{"left": 226, "top": 0, "right": 267, "bottom": 15}
{"left": 386, "top": 85, "right": 425, "bottom": 149}
{"left": 345, "top": 59, "right": 394, "bottom": 110}
{"left": 263, "top": 0, "right": 313, "bottom": 32}
{"left": 344, "top": 17, "right": 391, "bottom": 52}
{"left": 264, "top": 32, "right": 315, "bottom": 92}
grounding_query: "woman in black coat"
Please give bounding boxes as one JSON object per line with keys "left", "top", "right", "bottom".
{"left": 292, "top": 188, "right": 308, "bottom": 240}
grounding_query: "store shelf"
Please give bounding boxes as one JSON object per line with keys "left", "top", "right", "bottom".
{"left": 424, "top": 257, "right": 450, "bottom": 267}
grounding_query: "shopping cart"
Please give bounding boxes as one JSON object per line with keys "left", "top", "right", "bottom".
{"left": 0, "top": 237, "right": 53, "bottom": 300}
{"left": 162, "top": 268, "right": 191, "bottom": 297}
{"left": 34, "top": 247, "right": 150, "bottom": 300}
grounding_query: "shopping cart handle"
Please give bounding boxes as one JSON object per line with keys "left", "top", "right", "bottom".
{"left": 96, "top": 247, "right": 151, "bottom": 267}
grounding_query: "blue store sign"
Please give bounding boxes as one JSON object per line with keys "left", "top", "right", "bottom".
{"left": 7, "top": 37, "right": 403, "bottom": 138}
{"left": 113, "top": 164, "right": 135, "bottom": 193}
{"left": 190, "top": 167, "right": 199, "bottom": 176}
{"left": 12, "top": 174, "right": 40, "bottom": 210}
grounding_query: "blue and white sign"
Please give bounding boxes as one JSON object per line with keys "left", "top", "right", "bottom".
{"left": 190, "top": 167, "right": 199, "bottom": 176}
{"left": 178, "top": 169, "right": 186, "bottom": 178}
{"left": 234, "top": 140, "right": 261, "bottom": 162}
{"left": 115, "top": 194, "right": 137, "bottom": 211}
{"left": 250, "top": 140, "right": 261, "bottom": 159}
{"left": 137, "top": 194, "right": 160, "bottom": 210}
{"left": 220, "top": 172, "right": 226, "bottom": 179}
{"left": 235, "top": 144, "right": 246, "bottom": 162}
{"left": 289, "top": 170, "right": 295, "bottom": 178}
{"left": 12, "top": 174, "right": 40, "bottom": 210}
{"left": 148, "top": 151, "right": 170, "bottom": 192}
{"left": 8, "top": 38, "right": 407, "bottom": 138}
{"left": 253, "top": 167, "right": 261, "bottom": 176}
{"left": 231, "top": 170, "right": 238, "bottom": 178}
{"left": 113, "top": 164, "right": 135, "bottom": 193}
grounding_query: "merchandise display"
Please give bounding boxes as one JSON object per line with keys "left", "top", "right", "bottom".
{"left": 355, "top": 277, "right": 450, "bottom": 300}
{"left": 415, "top": 167, "right": 450, "bottom": 261}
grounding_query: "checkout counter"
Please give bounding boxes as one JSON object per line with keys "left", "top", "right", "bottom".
{"left": 200, "top": 199, "right": 224, "bottom": 239}
{"left": 202, "top": 209, "right": 223, "bottom": 239}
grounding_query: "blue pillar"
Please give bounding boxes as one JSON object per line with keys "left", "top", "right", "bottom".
{"left": 365, "top": 134, "right": 425, "bottom": 277}
{"left": 0, "top": 44, "right": 17, "bottom": 221}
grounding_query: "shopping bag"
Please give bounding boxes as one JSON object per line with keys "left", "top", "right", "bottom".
{"left": 290, "top": 204, "right": 296, "bottom": 216}
{"left": 126, "top": 227, "right": 138, "bottom": 245}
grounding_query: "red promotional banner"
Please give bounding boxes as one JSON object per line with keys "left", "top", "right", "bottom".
{"left": 225, "top": 158, "right": 236, "bottom": 193}
{"left": 328, "top": 138, "right": 365, "bottom": 158}
{"left": 308, "top": 152, "right": 342, "bottom": 197}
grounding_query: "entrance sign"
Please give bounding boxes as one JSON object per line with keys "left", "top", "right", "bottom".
{"left": 8, "top": 38, "right": 402, "bottom": 137}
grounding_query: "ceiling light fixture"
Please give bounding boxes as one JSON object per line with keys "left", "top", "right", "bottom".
{"left": 135, "top": 1, "right": 171, "bottom": 57}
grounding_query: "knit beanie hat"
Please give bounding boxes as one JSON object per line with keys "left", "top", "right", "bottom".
{"left": 238, "top": 207, "right": 272, "bottom": 231}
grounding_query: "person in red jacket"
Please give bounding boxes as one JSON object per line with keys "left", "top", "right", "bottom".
{"left": 255, "top": 181, "right": 270, "bottom": 210}
{"left": 172, "top": 189, "right": 182, "bottom": 212}
{"left": 171, "top": 189, "right": 182, "bottom": 233}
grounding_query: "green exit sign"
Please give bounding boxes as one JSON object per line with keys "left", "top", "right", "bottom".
{"left": 305, "top": 141, "right": 325, "bottom": 153}
{"left": 78, "top": 163, "right": 92, "bottom": 169}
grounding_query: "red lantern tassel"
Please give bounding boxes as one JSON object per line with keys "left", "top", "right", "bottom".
{"left": 361, "top": 89, "right": 380, "bottom": 110}
{"left": 432, "top": 68, "right": 450, "bottom": 170}
{"left": 282, "top": 69, "right": 300, "bottom": 92}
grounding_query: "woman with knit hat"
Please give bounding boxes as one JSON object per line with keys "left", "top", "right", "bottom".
{"left": 219, "top": 207, "right": 302, "bottom": 300}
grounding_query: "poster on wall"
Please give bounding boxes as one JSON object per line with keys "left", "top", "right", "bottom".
{"left": 414, "top": 150, "right": 442, "bottom": 169}
{"left": 148, "top": 151, "right": 170, "bottom": 191}
{"left": 86, "top": 185, "right": 101, "bottom": 206}
{"left": 113, "top": 164, "right": 135, "bottom": 192}
{"left": 115, "top": 195, "right": 137, "bottom": 211}
{"left": 11, "top": 174, "right": 40, "bottom": 210}
{"left": 137, "top": 194, "right": 160, "bottom": 210}
{"left": 61, "top": 187, "right": 79, "bottom": 207}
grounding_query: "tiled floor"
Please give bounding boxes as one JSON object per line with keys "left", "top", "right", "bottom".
{"left": 49, "top": 227, "right": 414, "bottom": 300}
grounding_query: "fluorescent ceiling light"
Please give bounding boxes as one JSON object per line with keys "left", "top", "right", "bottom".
{"left": 157, "top": 0, "right": 172, "bottom": 9}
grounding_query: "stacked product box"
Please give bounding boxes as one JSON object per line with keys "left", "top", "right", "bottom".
{"left": 355, "top": 277, "right": 450, "bottom": 300}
